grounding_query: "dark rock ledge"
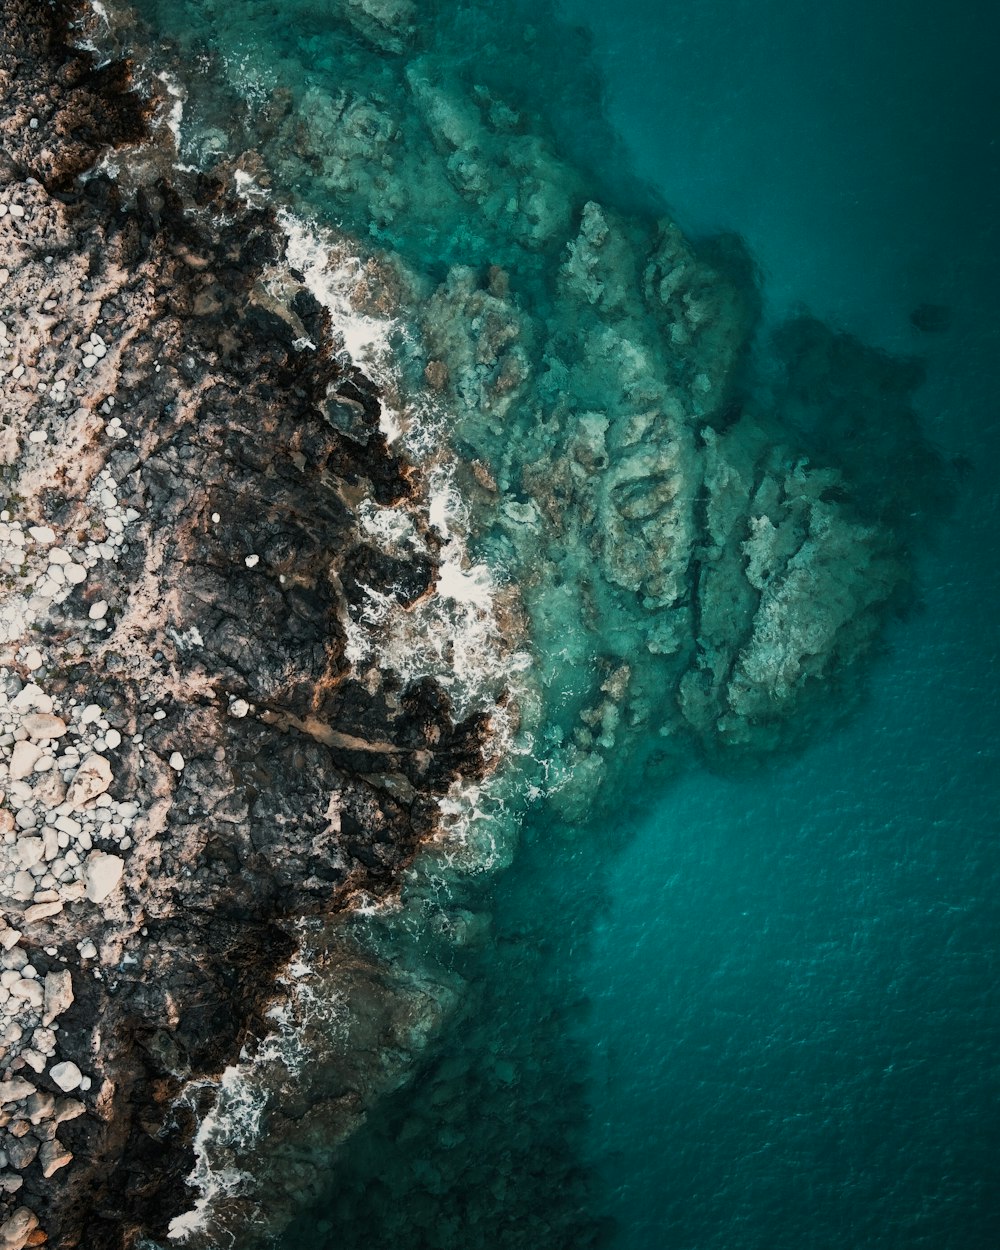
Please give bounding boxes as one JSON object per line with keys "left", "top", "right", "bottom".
{"left": 0, "top": 2, "right": 496, "bottom": 1245}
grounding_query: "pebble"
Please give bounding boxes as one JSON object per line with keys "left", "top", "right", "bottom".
{"left": 168, "top": 752, "right": 185, "bottom": 771}
{"left": 88, "top": 601, "right": 108, "bottom": 620}
{"left": 49, "top": 1061, "right": 82, "bottom": 1093}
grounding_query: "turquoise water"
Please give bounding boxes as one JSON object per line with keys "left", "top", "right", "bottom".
{"left": 123, "top": 0, "right": 999, "bottom": 1245}
{"left": 572, "top": 4, "right": 1000, "bottom": 1247}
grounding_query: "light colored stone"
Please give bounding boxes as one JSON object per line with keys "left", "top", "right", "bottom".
{"left": 33, "top": 769, "right": 66, "bottom": 807}
{"left": 42, "top": 968, "right": 73, "bottom": 1026}
{"left": 11, "top": 978, "right": 43, "bottom": 1007}
{"left": 23, "top": 901, "right": 63, "bottom": 923}
{"left": 84, "top": 851, "right": 124, "bottom": 903}
{"left": 27, "top": 526, "right": 55, "bottom": 544}
{"left": 11, "top": 871, "right": 34, "bottom": 901}
{"left": 49, "top": 1060, "right": 82, "bottom": 1092}
{"left": 168, "top": 751, "right": 185, "bottom": 771}
{"left": 0, "top": 1078, "right": 35, "bottom": 1105}
{"left": 88, "top": 600, "right": 108, "bottom": 620}
{"left": 22, "top": 712, "right": 67, "bottom": 741}
{"left": 67, "top": 754, "right": 113, "bottom": 808}
{"left": 0, "top": 1206, "right": 38, "bottom": 1250}
{"left": 8, "top": 741, "right": 41, "bottom": 781}
{"left": 15, "top": 837, "right": 43, "bottom": 869}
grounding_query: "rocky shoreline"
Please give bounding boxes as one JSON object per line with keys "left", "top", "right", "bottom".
{"left": 0, "top": 2, "right": 502, "bottom": 1245}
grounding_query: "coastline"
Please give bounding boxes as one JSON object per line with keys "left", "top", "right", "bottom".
{"left": 0, "top": 3, "right": 511, "bottom": 1244}
{"left": 1, "top": 1, "right": 962, "bottom": 1246}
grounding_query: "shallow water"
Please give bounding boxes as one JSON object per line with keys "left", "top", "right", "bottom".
{"left": 124, "top": 0, "right": 1000, "bottom": 1245}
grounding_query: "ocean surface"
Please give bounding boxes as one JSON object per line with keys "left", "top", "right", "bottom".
{"left": 564, "top": 5, "right": 1000, "bottom": 1247}
{"left": 127, "top": 0, "right": 999, "bottom": 1246}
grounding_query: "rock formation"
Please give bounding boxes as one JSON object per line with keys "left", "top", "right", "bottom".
{"left": 0, "top": 2, "right": 504, "bottom": 1244}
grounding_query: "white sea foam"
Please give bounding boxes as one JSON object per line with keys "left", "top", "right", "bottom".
{"left": 167, "top": 937, "right": 349, "bottom": 1243}
{"left": 155, "top": 71, "right": 185, "bottom": 148}
{"left": 169, "top": 210, "right": 526, "bottom": 1245}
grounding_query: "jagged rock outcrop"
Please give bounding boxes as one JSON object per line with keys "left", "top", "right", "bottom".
{"left": 0, "top": 3, "right": 498, "bottom": 1245}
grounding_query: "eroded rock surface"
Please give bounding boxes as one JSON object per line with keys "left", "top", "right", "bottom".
{"left": 0, "top": 2, "right": 498, "bottom": 1244}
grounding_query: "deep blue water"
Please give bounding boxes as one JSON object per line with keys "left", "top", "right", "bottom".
{"left": 564, "top": 1, "right": 1000, "bottom": 1246}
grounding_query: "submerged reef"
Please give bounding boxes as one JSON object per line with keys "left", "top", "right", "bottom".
{"left": 0, "top": 0, "right": 952, "bottom": 1246}
{"left": 128, "top": 0, "right": 950, "bottom": 807}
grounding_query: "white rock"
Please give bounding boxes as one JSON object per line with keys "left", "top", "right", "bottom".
{"left": 64, "top": 563, "right": 87, "bottom": 585}
{"left": 11, "top": 871, "right": 34, "bottom": 901}
{"left": 84, "top": 851, "right": 124, "bottom": 903}
{"left": 8, "top": 740, "right": 42, "bottom": 780}
{"left": 229, "top": 699, "right": 250, "bottom": 718}
{"left": 11, "top": 978, "right": 43, "bottom": 1007}
{"left": 168, "top": 752, "right": 185, "bottom": 771}
{"left": 49, "top": 1060, "right": 83, "bottom": 1092}
{"left": 15, "top": 838, "right": 43, "bottom": 870}
{"left": 27, "top": 526, "right": 55, "bottom": 544}
{"left": 66, "top": 755, "right": 113, "bottom": 809}
{"left": 88, "top": 601, "right": 108, "bottom": 620}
